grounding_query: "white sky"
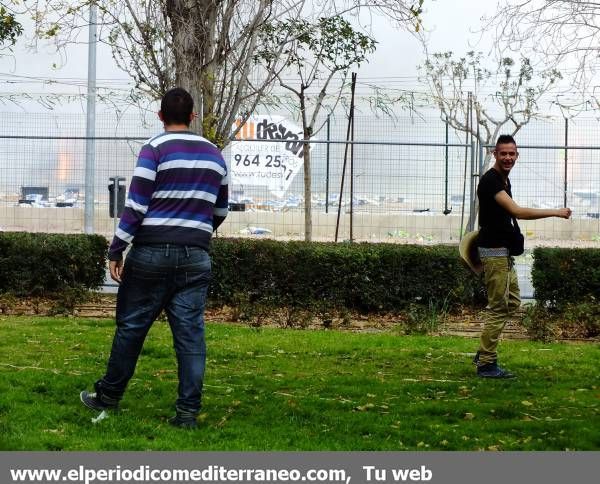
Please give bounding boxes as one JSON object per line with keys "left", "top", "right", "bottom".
{"left": 0, "top": 1, "right": 527, "bottom": 114}
{"left": 357, "top": 1, "right": 493, "bottom": 79}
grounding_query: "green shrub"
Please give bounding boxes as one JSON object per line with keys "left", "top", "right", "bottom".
{"left": 559, "top": 298, "right": 600, "bottom": 338}
{"left": 210, "top": 238, "right": 484, "bottom": 313}
{"left": 0, "top": 232, "right": 107, "bottom": 296}
{"left": 403, "top": 298, "right": 449, "bottom": 335}
{"left": 532, "top": 248, "right": 600, "bottom": 308}
{"left": 521, "top": 305, "right": 558, "bottom": 342}
{"left": 521, "top": 298, "right": 599, "bottom": 341}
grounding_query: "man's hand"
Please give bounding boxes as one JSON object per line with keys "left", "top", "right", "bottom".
{"left": 109, "top": 259, "right": 124, "bottom": 283}
{"left": 557, "top": 207, "right": 572, "bottom": 219}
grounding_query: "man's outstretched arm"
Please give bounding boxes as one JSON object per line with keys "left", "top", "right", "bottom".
{"left": 495, "top": 191, "right": 572, "bottom": 220}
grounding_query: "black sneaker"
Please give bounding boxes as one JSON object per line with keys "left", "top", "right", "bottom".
{"left": 476, "top": 362, "right": 516, "bottom": 379}
{"left": 168, "top": 415, "right": 198, "bottom": 429}
{"left": 80, "top": 391, "right": 118, "bottom": 411}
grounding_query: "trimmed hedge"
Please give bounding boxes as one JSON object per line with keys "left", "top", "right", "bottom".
{"left": 532, "top": 247, "right": 600, "bottom": 308}
{"left": 0, "top": 232, "right": 108, "bottom": 295}
{"left": 209, "top": 238, "right": 484, "bottom": 312}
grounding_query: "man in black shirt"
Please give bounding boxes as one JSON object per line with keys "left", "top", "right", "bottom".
{"left": 475, "top": 134, "right": 571, "bottom": 378}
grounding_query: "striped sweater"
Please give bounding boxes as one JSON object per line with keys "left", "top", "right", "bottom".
{"left": 108, "top": 130, "right": 228, "bottom": 260}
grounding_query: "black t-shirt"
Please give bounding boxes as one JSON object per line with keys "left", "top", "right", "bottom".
{"left": 477, "top": 168, "right": 518, "bottom": 248}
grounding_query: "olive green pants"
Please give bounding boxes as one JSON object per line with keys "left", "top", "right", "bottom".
{"left": 478, "top": 256, "right": 521, "bottom": 365}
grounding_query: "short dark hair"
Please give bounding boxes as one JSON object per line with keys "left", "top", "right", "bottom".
{"left": 495, "top": 134, "right": 516, "bottom": 148}
{"left": 160, "top": 88, "right": 194, "bottom": 126}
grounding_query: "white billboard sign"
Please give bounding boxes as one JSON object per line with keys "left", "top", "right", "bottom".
{"left": 230, "top": 115, "right": 307, "bottom": 198}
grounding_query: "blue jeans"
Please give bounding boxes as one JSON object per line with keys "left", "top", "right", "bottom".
{"left": 96, "top": 244, "right": 211, "bottom": 417}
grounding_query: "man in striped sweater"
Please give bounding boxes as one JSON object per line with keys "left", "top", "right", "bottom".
{"left": 80, "top": 88, "right": 228, "bottom": 429}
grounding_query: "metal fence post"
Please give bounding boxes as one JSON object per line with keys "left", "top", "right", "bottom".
{"left": 443, "top": 118, "right": 451, "bottom": 215}
{"left": 350, "top": 85, "right": 355, "bottom": 242}
{"left": 478, "top": 139, "right": 484, "bottom": 178}
{"left": 325, "top": 115, "right": 330, "bottom": 214}
{"left": 564, "top": 117, "right": 569, "bottom": 208}
{"left": 469, "top": 140, "right": 477, "bottom": 232}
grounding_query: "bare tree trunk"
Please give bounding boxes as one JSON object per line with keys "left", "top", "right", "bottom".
{"left": 303, "top": 138, "right": 312, "bottom": 242}
{"left": 299, "top": 85, "right": 312, "bottom": 242}
{"left": 164, "top": 0, "right": 224, "bottom": 137}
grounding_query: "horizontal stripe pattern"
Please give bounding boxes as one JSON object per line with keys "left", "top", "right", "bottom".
{"left": 157, "top": 170, "right": 222, "bottom": 186}
{"left": 108, "top": 130, "right": 228, "bottom": 260}
{"left": 124, "top": 198, "right": 149, "bottom": 214}
{"left": 141, "top": 217, "right": 214, "bottom": 232}
{"left": 133, "top": 166, "right": 157, "bottom": 181}
{"left": 115, "top": 228, "right": 134, "bottom": 243}
{"left": 153, "top": 189, "right": 217, "bottom": 202}
{"left": 159, "top": 157, "right": 226, "bottom": 173}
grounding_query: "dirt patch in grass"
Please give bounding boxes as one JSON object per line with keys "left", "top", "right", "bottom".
{"left": 1, "top": 293, "right": 597, "bottom": 342}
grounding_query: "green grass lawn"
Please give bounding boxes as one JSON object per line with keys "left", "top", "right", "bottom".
{"left": 0, "top": 315, "right": 598, "bottom": 451}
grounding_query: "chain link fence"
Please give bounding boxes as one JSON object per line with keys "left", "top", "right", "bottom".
{"left": 0, "top": 112, "right": 599, "bottom": 246}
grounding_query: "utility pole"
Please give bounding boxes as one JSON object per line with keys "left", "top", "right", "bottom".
{"left": 84, "top": 3, "right": 97, "bottom": 234}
